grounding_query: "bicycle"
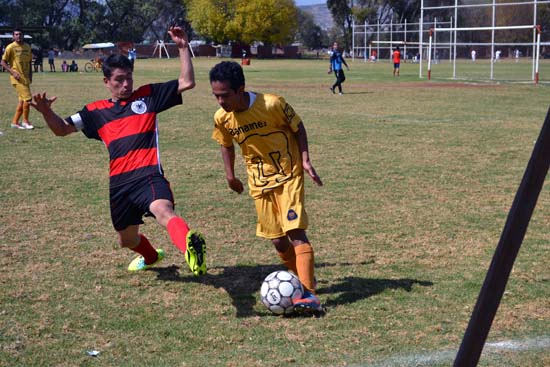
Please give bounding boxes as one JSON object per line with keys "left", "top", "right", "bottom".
{"left": 84, "top": 58, "right": 103, "bottom": 72}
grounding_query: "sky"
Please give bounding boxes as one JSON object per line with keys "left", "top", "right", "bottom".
{"left": 295, "top": 0, "right": 325, "bottom": 6}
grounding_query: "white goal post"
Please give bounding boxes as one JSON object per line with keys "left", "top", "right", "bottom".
{"left": 420, "top": 0, "right": 550, "bottom": 83}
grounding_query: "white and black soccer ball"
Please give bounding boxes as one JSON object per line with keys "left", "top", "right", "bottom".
{"left": 260, "top": 270, "right": 304, "bottom": 315}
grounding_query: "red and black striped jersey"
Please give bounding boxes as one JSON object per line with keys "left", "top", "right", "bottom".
{"left": 66, "top": 80, "right": 182, "bottom": 187}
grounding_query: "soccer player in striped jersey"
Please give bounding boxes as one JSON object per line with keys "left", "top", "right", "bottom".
{"left": 210, "top": 61, "right": 324, "bottom": 314}
{"left": 29, "top": 26, "right": 207, "bottom": 276}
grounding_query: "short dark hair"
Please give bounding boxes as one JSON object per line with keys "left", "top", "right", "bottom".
{"left": 13, "top": 28, "right": 23, "bottom": 34}
{"left": 209, "top": 61, "right": 245, "bottom": 92}
{"left": 102, "top": 54, "right": 132, "bottom": 78}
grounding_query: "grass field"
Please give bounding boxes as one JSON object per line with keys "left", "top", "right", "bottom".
{"left": 0, "top": 58, "right": 548, "bottom": 366}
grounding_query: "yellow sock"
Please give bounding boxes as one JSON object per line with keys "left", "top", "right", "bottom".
{"left": 295, "top": 243, "right": 316, "bottom": 293}
{"left": 277, "top": 245, "right": 297, "bottom": 275}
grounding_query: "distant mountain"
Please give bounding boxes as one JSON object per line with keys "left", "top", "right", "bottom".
{"left": 299, "top": 3, "right": 334, "bottom": 31}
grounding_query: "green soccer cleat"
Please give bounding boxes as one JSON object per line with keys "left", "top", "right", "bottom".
{"left": 128, "top": 249, "right": 165, "bottom": 271}
{"left": 185, "top": 230, "right": 207, "bottom": 276}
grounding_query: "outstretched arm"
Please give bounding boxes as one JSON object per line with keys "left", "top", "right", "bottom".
{"left": 296, "top": 122, "right": 323, "bottom": 186}
{"left": 220, "top": 144, "right": 244, "bottom": 194}
{"left": 167, "top": 26, "right": 195, "bottom": 93}
{"left": 30, "top": 92, "right": 76, "bottom": 136}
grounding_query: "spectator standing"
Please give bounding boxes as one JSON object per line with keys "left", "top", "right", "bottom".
{"left": 128, "top": 48, "right": 136, "bottom": 70}
{"left": 33, "top": 48, "right": 43, "bottom": 72}
{"left": 48, "top": 48, "right": 56, "bottom": 72}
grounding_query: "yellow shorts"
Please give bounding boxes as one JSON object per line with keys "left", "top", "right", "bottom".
{"left": 254, "top": 174, "right": 308, "bottom": 239}
{"left": 13, "top": 83, "right": 32, "bottom": 102}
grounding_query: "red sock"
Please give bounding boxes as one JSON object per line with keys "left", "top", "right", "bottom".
{"left": 131, "top": 234, "right": 158, "bottom": 265}
{"left": 167, "top": 216, "right": 190, "bottom": 254}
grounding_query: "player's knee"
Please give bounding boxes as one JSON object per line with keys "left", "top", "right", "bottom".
{"left": 287, "top": 229, "right": 309, "bottom": 245}
{"left": 272, "top": 237, "right": 290, "bottom": 253}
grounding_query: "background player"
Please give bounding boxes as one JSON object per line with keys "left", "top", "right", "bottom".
{"left": 1, "top": 28, "right": 35, "bottom": 130}
{"left": 209, "top": 61, "right": 324, "bottom": 313}
{"left": 29, "top": 26, "right": 207, "bottom": 276}
{"left": 328, "top": 41, "right": 349, "bottom": 95}
{"left": 393, "top": 46, "right": 401, "bottom": 76}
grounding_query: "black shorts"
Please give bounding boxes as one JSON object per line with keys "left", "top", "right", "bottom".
{"left": 110, "top": 175, "right": 174, "bottom": 231}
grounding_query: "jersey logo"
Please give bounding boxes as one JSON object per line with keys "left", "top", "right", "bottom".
{"left": 131, "top": 100, "right": 147, "bottom": 114}
{"left": 283, "top": 103, "right": 296, "bottom": 122}
{"left": 287, "top": 209, "right": 298, "bottom": 221}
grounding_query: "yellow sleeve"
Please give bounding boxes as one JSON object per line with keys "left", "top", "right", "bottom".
{"left": 277, "top": 96, "right": 302, "bottom": 133}
{"left": 2, "top": 44, "right": 13, "bottom": 62}
{"left": 211, "top": 110, "right": 234, "bottom": 147}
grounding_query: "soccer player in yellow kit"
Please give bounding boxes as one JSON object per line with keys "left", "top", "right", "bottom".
{"left": 210, "top": 61, "right": 324, "bottom": 313}
{"left": 1, "top": 28, "right": 35, "bottom": 130}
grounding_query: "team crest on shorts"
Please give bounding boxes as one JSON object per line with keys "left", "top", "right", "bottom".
{"left": 131, "top": 100, "right": 147, "bottom": 114}
{"left": 287, "top": 209, "right": 298, "bottom": 221}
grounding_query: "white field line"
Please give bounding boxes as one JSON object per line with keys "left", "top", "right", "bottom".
{"left": 356, "top": 336, "right": 550, "bottom": 367}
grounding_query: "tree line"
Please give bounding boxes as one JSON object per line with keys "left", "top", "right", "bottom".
{"left": 1, "top": 0, "right": 548, "bottom": 53}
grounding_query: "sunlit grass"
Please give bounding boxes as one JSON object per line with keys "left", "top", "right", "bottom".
{"left": 0, "top": 57, "right": 548, "bottom": 366}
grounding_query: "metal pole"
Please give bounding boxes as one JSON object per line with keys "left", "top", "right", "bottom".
{"left": 450, "top": 16, "right": 453, "bottom": 63}
{"left": 491, "top": 0, "right": 496, "bottom": 80}
{"left": 532, "top": 0, "right": 538, "bottom": 80}
{"left": 352, "top": 22, "right": 355, "bottom": 62}
{"left": 403, "top": 19, "right": 407, "bottom": 59}
{"left": 453, "top": 0, "right": 458, "bottom": 79}
{"left": 420, "top": 0, "right": 424, "bottom": 78}
{"left": 364, "top": 21, "right": 368, "bottom": 62}
{"left": 390, "top": 16, "right": 393, "bottom": 61}
{"left": 535, "top": 28, "right": 541, "bottom": 84}
{"left": 434, "top": 18, "right": 437, "bottom": 63}
{"left": 377, "top": 19, "right": 380, "bottom": 64}
{"left": 453, "top": 106, "right": 550, "bottom": 367}
{"left": 428, "top": 30, "right": 433, "bottom": 80}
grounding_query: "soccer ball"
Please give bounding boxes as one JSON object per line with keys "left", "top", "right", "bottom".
{"left": 260, "top": 270, "right": 304, "bottom": 315}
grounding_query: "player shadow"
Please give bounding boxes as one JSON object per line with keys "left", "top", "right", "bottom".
{"left": 316, "top": 277, "right": 433, "bottom": 307}
{"left": 152, "top": 262, "right": 432, "bottom": 318}
{"left": 340, "top": 91, "right": 373, "bottom": 95}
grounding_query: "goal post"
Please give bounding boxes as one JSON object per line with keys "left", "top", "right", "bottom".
{"left": 421, "top": 0, "right": 550, "bottom": 84}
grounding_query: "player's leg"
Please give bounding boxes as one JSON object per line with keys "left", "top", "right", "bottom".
{"left": 335, "top": 70, "right": 343, "bottom": 94}
{"left": 287, "top": 229, "right": 316, "bottom": 294}
{"left": 145, "top": 176, "right": 206, "bottom": 275}
{"left": 288, "top": 229, "right": 322, "bottom": 312}
{"left": 110, "top": 180, "right": 162, "bottom": 271}
{"left": 272, "top": 176, "right": 322, "bottom": 312}
{"left": 121, "top": 224, "right": 165, "bottom": 271}
{"left": 19, "top": 85, "right": 34, "bottom": 129}
{"left": 272, "top": 236, "right": 298, "bottom": 275}
{"left": 11, "top": 100, "right": 24, "bottom": 128}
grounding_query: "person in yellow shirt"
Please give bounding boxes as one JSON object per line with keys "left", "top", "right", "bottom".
{"left": 1, "top": 28, "right": 34, "bottom": 130}
{"left": 210, "top": 61, "right": 324, "bottom": 314}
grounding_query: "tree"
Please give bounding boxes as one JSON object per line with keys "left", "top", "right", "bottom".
{"left": 187, "top": 0, "right": 297, "bottom": 45}
{"left": 296, "top": 9, "right": 329, "bottom": 49}
{"left": 327, "top": 0, "right": 353, "bottom": 49}
{"left": 0, "top": 0, "right": 187, "bottom": 50}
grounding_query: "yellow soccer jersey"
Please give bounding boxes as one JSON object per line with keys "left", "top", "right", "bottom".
{"left": 2, "top": 41, "right": 32, "bottom": 85}
{"left": 212, "top": 93, "right": 303, "bottom": 199}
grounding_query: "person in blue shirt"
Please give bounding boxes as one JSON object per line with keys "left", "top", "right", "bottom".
{"left": 328, "top": 42, "right": 349, "bottom": 95}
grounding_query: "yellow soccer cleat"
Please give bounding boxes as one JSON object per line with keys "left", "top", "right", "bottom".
{"left": 128, "top": 249, "right": 165, "bottom": 271}
{"left": 185, "top": 230, "right": 207, "bottom": 276}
